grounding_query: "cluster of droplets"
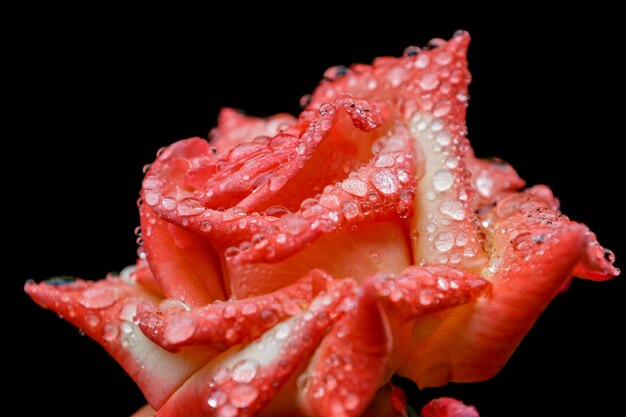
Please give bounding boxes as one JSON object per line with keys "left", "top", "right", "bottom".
{"left": 224, "top": 120, "right": 417, "bottom": 265}
{"left": 200, "top": 284, "right": 350, "bottom": 417}
{"left": 409, "top": 112, "right": 483, "bottom": 268}
{"left": 369, "top": 266, "right": 488, "bottom": 321}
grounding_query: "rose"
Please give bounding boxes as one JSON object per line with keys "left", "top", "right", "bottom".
{"left": 25, "top": 32, "right": 618, "bottom": 417}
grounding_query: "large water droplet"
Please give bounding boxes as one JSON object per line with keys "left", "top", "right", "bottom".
{"left": 435, "top": 232, "right": 455, "bottom": 252}
{"left": 342, "top": 201, "right": 360, "bottom": 219}
{"left": 231, "top": 359, "right": 259, "bottom": 383}
{"left": 419, "top": 72, "right": 440, "bottom": 91}
{"left": 229, "top": 384, "right": 259, "bottom": 408}
{"left": 164, "top": 316, "right": 196, "bottom": 344}
{"left": 432, "top": 169, "right": 454, "bottom": 192}
{"left": 207, "top": 389, "right": 228, "bottom": 408}
{"left": 79, "top": 287, "right": 118, "bottom": 309}
{"left": 341, "top": 178, "right": 368, "bottom": 197}
{"left": 275, "top": 323, "right": 291, "bottom": 340}
{"left": 439, "top": 200, "right": 466, "bottom": 220}
{"left": 216, "top": 404, "right": 238, "bottom": 417}
{"left": 371, "top": 170, "right": 399, "bottom": 195}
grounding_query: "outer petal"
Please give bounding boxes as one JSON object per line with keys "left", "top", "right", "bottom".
{"left": 140, "top": 204, "right": 225, "bottom": 306}
{"left": 301, "top": 286, "right": 390, "bottom": 417}
{"left": 136, "top": 269, "right": 332, "bottom": 350}
{"left": 399, "top": 190, "right": 611, "bottom": 386}
{"left": 155, "top": 280, "right": 355, "bottom": 417}
{"left": 24, "top": 276, "right": 218, "bottom": 409}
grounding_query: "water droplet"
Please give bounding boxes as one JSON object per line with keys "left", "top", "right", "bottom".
{"left": 419, "top": 289, "right": 434, "bottom": 305}
{"left": 223, "top": 304, "right": 237, "bottom": 319}
{"left": 419, "top": 72, "right": 439, "bottom": 91}
{"left": 177, "top": 199, "right": 205, "bottom": 216}
{"left": 433, "top": 100, "right": 452, "bottom": 118}
{"left": 604, "top": 248, "right": 616, "bottom": 264}
{"left": 456, "top": 232, "right": 469, "bottom": 247}
{"left": 415, "top": 54, "right": 430, "bottom": 69}
{"left": 275, "top": 323, "right": 290, "bottom": 340}
{"left": 435, "top": 131, "right": 451, "bottom": 146}
{"left": 268, "top": 176, "right": 288, "bottom": 191}
{"left": 264, "top": 205, "right": 291, "bottom": 217}
{"left": 207, "top": 389, "right": 228, "bottom": 408}
{"left": 86, "top": 314, "right": 100, "bottom": 328}
{"left": 344, "top": 393, "right": 360, "bottom": 411}
{"left": 435, "top": 232, "right": 455, "bottom": 252}
{"left": 341, "top": 178, "right": 368, "bottom": 197}
{"left": 371, "top": 170, "right": 399, "bottom": 195}
{"left": 374, "top": 154, "right": 394, "bottom": 168}
{"left": 439, "top": 200, "right": 466, "bottom": 220}
{"left": 232, "top": 359, "right": 259, "bottom": 383}
{"left": 102, "top": 323, "right": 119, "bottom": 343}
{"left": 225, "top": 247, "right": 240, "bottom": 258}
{"left": 403, "top": 46, "right": 421, "bottom": 57}
{"left": 161, "top": 198, "right": 176, "bottom": 211}
{"left": 241, "top": 303, "right": 258, "bottom": 316}
{"left": 79, "top": 286, "right": 118, "bottom": 309}
{"left": 200, "top": 221, "right": 213, "bottom": 232}
{"left": 464, "top": 247, "right": 475, "bottom": 257}
{"left": 369, "top": 253, "right": 381, "bottom": 264}
{"left": 164, "top": 316, "right": 196, "bottom": 344}
{"left": 319, "top": 194, "right": 341, "bottom": 210}
{"left": 144, "top": 191, "right": 160, "bottom": 206}
{"left": 216, "top": 404, "right": 238, "bottom": 417}
{"left": 229, "top": 384, "right": 259, "bottom": 408}
{"left": 342, "top": 201, "right": 360, "bottom": 219}
{"left": 432, "top": 169, "right": 454, "bottom": 192}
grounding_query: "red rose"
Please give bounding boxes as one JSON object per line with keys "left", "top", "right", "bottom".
{"left": 26, "top": 32, "right": 618, "bottom": 417}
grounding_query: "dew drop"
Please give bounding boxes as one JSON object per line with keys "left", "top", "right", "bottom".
{"left": 164, "top": 316, "right": 196, "bottom": 344}
{"left": 341, "top": 178, "right": 368, "bottom": 197}
{"left": 369, "top": 253, "right": 381, "bottom": 264}
{"left": 207, "top": 389, "right": 228, "bottom": 408}
{"left": 79, "top": 287, "right": 118, "bottom": 309}
{"left": 102, "top": 323, "right": 119, "bottom": 343}
{"left": 419, "top": 72, "right": 440, "bottom": 91}
{"left": 432, "top": 169, "right": 454, "bottom": 192}
{"left": 200, "top": 221, "right": 213, "bottom": 232}
{"left": 439, "top": 200, "right": 466, "bottom": 221}
{"left": 268, "top": 176, "right": 288, "bottom": 191}
{"left": 229, "top": 384, "right": 259, "bottom": 408}
{"left": 415, "top": 54, "right": 430, "bottom": 69}
{"left": 275, "top": 323, "right": 290, "bottom": 340}
{"left": 604, "top": 248, "right": 616, "bottom": 264}
{"left": 435, "top": 232, "right": 455, "bottom": 252}
{"left": 161, "top": 198, "right": 176, "bottom": 211}
{"left": 216, "top": 404, "right": 238, "bottom": 417}
{"left": 371, "top": 170, "right": 399, "bottom": 195}
{"left": 264, "top": 205, "right": 291, "bottom": 217}
{"left": 342, "top": 201, "right": 360, "bottom": 219}
{"left": 144, "top": 191, "right": 160, "bottom": 206}
{"left": 231, "top": 359, "right": 259, "bottom": 383}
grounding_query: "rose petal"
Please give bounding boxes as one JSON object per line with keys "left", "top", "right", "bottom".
{"left": 136, "top": 269, "right": 333, "bottom": 351}
{"left": 140, "top": 204, "right": 225, "bottom": 306}
{"left": 154, "top": 280, "right": 355, "bottom": 417}
{"left": 302, "top": 286, "right": 390, "bottom": 417}
{"left": 24, "top": 277, "right": 218, "bottom": 409}
{"left": 400, "top": 190, "right": 605, "bottom": 386}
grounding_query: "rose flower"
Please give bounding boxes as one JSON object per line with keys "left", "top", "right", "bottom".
{"left": 25, "top": 32, "right": 619, "bottom": 417}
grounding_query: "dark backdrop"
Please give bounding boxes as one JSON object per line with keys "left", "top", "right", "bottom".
{"left": 10, "top": 11, "right": 624, "bottom": 417}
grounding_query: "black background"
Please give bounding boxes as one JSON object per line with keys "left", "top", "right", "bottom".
{"left": 10, "top": 10, "right": 624, "bottom": 416}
